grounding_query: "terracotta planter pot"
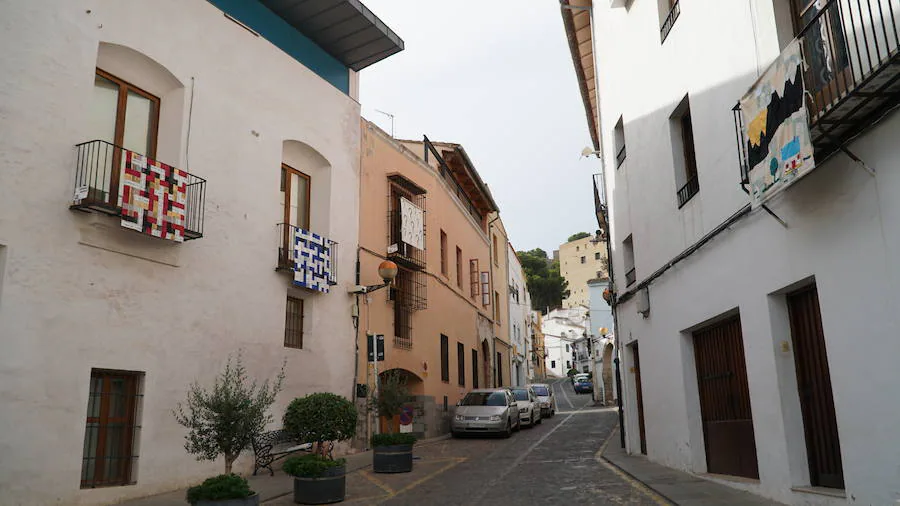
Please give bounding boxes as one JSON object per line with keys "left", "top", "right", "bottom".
{"left": 196, "top": 493, "right": 260, "bottom": 506}
{"left": 292, "top": 465, "right": 346, "bottom": 504}
{"left": 372, "top": 444, "right": 413, "bottom": 473}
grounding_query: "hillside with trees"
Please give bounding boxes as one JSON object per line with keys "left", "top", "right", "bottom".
{"left": 516, "top": 248, "right": 569, "bottom": 312}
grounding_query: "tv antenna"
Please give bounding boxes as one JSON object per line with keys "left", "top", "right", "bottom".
{"left": 375, "top": 109, "right": 395, "bottom": 137}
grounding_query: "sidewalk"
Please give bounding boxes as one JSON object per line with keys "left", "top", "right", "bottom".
{"left": 601, "top": 427, "right": 784, "bottom": 506}
{"left": 118, "top": 435, "right": 451, "bottom": 506}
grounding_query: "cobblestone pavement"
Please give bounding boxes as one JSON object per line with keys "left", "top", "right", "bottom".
{"left": 351, "top": 379, "right": 667, "bottom": 506}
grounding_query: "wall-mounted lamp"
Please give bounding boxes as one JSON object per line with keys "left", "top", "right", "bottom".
{"left": 349, "top": 260, "right": 398, "bottom": 294}
{"left": 581, "top": 146, "right": 602, "bottom": 159}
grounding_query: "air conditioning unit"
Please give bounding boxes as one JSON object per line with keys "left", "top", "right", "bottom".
{"left": 636, "top": 288, "right": 650, "bottom": 317}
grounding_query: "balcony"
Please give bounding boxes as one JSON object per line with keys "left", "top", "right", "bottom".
{"left": 276, "top": 223, "right": 338, "bottom": 293}
{"left": 72, "top": 140, "right": 206, "bottom": 240}
{"left": 615, "top": 145, "right": 627, "bottom": 168}
{"left": 625, "top": 267, "right": 636, "bottom": 286}
{"left": 387, "top": 177, "right": 427, "bottom": 271}
{"left": 734, "top": 0, "right": 900, "bottom": 185}
{"left": 660, "top": 0, "right": 680, "bottom": 43}
{"left": 676, "top": 175, "right": 699, "bottom": 208}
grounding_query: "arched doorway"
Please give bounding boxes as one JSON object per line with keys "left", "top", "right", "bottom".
{"left": 376, "top": 368, "right": 424, "bottom": 433}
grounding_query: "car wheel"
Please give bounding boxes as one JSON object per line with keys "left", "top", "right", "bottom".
{"left": 503, "top": 418, "right": 512, "bottom": 438}
{"left": 513, "top": 417, "right": 521, "bottom": 432}
{"left": 451, "top": 430, "right": 459, "bottom": 438}
{"left": 536, "top": 412, "right": 542, "bottom": 425}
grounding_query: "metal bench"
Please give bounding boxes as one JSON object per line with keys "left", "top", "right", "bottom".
{"left": 251, "top": 429, "right": 312, "bottom": 476}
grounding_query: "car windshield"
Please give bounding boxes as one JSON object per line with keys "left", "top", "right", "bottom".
{"left": 461, "top": 392, "right": 507, "bottom": 406}
{"left": 576, "top": 377, "right": 590, "bottom": 383}
{"left": 532, "top": 386, "right": 550, "bottom": 396}
{"left": 511, "top": 389, "right": 529, "bottom": 401}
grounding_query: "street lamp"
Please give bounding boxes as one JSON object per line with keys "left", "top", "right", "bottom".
{"left": 350, "top": 259, "right": 399, "bottom": 295}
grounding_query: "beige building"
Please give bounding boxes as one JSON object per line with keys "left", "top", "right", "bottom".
{"left": 559, "top": 235, "right": 608, "bottom": 308}
{"left": 357, "top": 122, "right": 505, "bottom": 439}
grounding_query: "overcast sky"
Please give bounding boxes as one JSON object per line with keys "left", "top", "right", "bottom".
{"left": 358, "top": 1, "right": 599, "bottom": 254}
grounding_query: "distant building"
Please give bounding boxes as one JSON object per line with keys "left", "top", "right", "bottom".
{"left": 541, "top": 306, "right": 589, "bottom": 377}
{"left": 559, "top": 235, "right": 608, "bottom": 308}
{"left": 529, "top": 311, "right": 547, "bottom": 380}
{"left": 359, "top": 123, "right": 501, "bottom": 439}
{"left": 508, "top": 245, "right": 531, "bottom": 386}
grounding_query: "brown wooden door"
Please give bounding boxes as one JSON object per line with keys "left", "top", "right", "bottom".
{"left": 693, "top": 316, "right": 759, "bottom": 479}
{"left": 632, "top": 343, "right": 647, "bottom": 455}
{"left": 787, "top": 285, "right": 844, "bottom": 489}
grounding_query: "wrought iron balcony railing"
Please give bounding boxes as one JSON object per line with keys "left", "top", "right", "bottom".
{"left": 276, "top": 222, "right": 338, "bottom": 288}
{"left": 676, "top": 175, "right": 700, "bottom": 208}
{"left": 660, "top": 0, "right": 681, "bottom": 43}
{"left": 615, "top": 145, "right": 627, "bottom": 168}
{"left": 625, "top": 267, "right": 636, "bottom": 287}
{"left": 734, "top": 0, "right": 900, "bottom": 180}
{"left": 72, "top": 140, "right": 206, "bottom": 240}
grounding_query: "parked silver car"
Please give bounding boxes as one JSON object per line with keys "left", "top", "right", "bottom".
{"left": 451, "top": 388, "right": 521, "bottom": 437}
{"left": 510, "top": 386, "right": 542, "bottom": 427}
{"left": 527, "top": 383, "right": 556, "bottom": 417}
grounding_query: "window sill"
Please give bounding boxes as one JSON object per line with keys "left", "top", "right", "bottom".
{"left": 791, "top": 486, "right": 846, "bottom": 499}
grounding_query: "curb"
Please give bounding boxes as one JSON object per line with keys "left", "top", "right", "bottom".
{"left": 597, "top": 426, "right": 678, "bottom": 506}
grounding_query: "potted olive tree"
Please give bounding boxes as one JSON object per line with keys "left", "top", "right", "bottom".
{"left": 282, "top": 393, "right": 357, "bottom": 504}
{"left": 370, "top": 371, "right": 416, "bottom": 473}
{"left": 174, "top": 352, "right": 285, "bottom": 506}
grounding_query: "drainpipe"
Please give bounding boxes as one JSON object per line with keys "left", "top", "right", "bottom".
{"left": 487, "top": 214, "right": 501, "bottom": 387}
{"left": 585, "top": 4, "right": 627, "bottom": 450}
{"left": 352, "top": 250, "right": 361, "bottom": 402}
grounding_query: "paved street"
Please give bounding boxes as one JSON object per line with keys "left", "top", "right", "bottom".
{"left": 266, "top": 378, "right": 667, "bottom": 506}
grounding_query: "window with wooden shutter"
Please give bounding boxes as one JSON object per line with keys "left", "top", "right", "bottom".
{"left": 81, "top": 369, "right": 143, "bottom": 488}
{"left": 469, "top": 259, "right": 480, "bottom": 299}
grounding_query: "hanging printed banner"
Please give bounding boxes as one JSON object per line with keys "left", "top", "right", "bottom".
{"left": 293, "top": 227, "right": 333, "bottom": 293}
{"left": 399, "top": 197, "right": 424, "bottom": 250}
{"left": 119, "top": 151, "right": 188, "bottom": 242}
{"left": 740, "top": 39, "right": 815, "bottom": 208}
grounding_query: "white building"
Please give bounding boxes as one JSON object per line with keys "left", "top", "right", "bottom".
{"left": 0, "top": 1, "right": 402, "bottom": 504}
{"left": 588, "top": 279, "right": 616, "bottom": 405}
{"left": 542, "top": 306, "right": 589, "bottom": 377}
{"left": 508, "top": 244, "right": 531, "bottom": 386}
{"left": 563, "top": 0, "right": 900, "bottom": 503}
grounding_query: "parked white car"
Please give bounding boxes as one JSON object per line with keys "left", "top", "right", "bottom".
{"left": 527, "top": 383, "right": 556, "bottom": 417}
{"left": 510, "top": 386, "right": 542, "bottom": 427}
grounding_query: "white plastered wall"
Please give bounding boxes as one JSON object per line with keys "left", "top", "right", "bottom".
{"left": 0, "top": 1, "right": 362, "bottom": 504}
{"left": 594, "top": 0, "right": 900, "bottom": 504}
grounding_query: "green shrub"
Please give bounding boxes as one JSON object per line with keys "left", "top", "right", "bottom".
{"left": 371, "top": 432, "right": 417, "bottom": 447}
{"left": 283, "top": 454, "right": 346, "bottom": 478}
{"left": 173, "top": 352, "right": 285, "bottom": 474}
{"left": 283, "top": 393, "right": 357, "bottom": 457}
{"left": 185, "top": 474, "right": 254, "bottom": 505}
